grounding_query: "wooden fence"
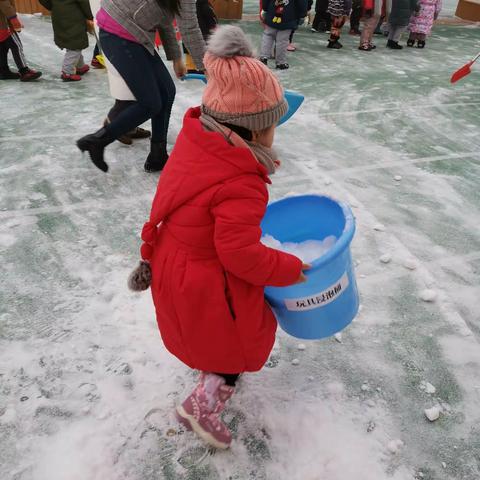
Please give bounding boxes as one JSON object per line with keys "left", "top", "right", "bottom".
{"left": 15, "top": 0, "right": 244, "bottom": 20}
{"left": 15, "top": 0, "right": 50, "bottom": 15}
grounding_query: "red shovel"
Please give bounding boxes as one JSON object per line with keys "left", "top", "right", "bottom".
{"left": 451, "top": 51, "right": 480, "bottom": 84}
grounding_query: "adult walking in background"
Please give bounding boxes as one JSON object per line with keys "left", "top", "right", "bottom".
{"left": 77, "top": 0, "right": 206, "bottom": 173}
{"left": 89, "top": 0, "right": 151, "bottom": 146}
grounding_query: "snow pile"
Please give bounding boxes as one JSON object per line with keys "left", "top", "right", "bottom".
{"left": 261, "top": 234, "right": 337, "bottom": 263}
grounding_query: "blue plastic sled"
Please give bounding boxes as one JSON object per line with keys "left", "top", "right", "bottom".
{"left": 183, "top": 73, "right": 304, "bottom": 126}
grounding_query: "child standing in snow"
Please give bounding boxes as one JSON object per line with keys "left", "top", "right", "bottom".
{"left": 0, "top": 1, "right": 42, "bottom": 81}
{"left": 326, "top": 0, "right": 352, "bottom": 48}
{"left": 38, "top": 0, "right": 93, "bottom": 81}
{"left": 260, "top": 0, "right": 308, "bottom": 69}
{"left": 358, "top": 0, "right": 384, "bottom": 50}
{"left": 407, "top": 0, "right": 441, "bottom": 48}
{"left": 386, "top": 0, "right": 419, "bottom": 49}
{"left": 128, "top": 25, "right": 308, "bottom": 449}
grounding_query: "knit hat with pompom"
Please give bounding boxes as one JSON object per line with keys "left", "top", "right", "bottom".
{"left": 201, "top": 25, "right": 288, "bottom": 131}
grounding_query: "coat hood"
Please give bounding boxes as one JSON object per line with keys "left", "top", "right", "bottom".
{"left": 147, "top": 107, "right": 270, "bottom": 227}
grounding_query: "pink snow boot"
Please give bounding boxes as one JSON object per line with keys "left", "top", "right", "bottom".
{"left": 176, "top": 373, "right": 235, "bottom": 449}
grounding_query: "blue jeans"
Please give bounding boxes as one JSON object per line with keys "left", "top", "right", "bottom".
{"left": 99, "top": 29, "right": 176, "bottom": 143}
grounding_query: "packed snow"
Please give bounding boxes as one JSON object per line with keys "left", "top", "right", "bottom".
{"left": 261, "top": 234, "right": 337, "bottom": 263}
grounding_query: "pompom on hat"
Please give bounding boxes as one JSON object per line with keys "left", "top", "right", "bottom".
{"left": 201, "top": 25, "right": 288, "bottom": 131}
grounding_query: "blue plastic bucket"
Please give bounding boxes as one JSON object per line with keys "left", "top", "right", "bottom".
{"left": 261, "top": 195, "right": 359, "bottom": 340}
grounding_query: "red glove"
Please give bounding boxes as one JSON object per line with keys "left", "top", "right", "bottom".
{"left": 8, "top": 15, "right": 23, "bottom": 32}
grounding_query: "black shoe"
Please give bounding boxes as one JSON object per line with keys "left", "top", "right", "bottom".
{"left": 327, "top": 39, "right": 343, "bottom": 49}
{"left": 387, "top": 39, "right": 403, "bottom": 49}
{"left": 0, "top": 70, "right": 20, "bottom": 80}
{"left": 358, "top": 45, "right": 372, "bottom": 51}
{"left": 259, "top": 57, "right": 268, "bottom": 65}
{"left": 407, "top": 38, "right": 415, "bottom": 47}
{"left": 276, "top": 63, "right": 289, "bottom": 70}
{"left": 77, "top": 128, "right": 113, "bottom": 172}
{"left": 144, "top": 141, "right": 168, "bottom": 173}
{"left": 417, "top": 40, "right": 425, "bottom": 48}
{"left": 128, "top": 126, "right": 151, "bottom": 140}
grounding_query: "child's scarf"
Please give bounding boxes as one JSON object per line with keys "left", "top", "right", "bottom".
{"left": 200, "top": 114, "right": 279, "bottom": 175}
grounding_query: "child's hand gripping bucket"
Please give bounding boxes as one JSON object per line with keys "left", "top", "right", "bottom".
{"left": 261, "top": 195, "right": 359, "bottom": 339}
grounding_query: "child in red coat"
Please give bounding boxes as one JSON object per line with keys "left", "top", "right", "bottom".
{"left": 128, "top": 25, "right": 308, "bottom": 449}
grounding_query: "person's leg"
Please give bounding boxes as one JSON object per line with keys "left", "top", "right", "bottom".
{"left": 275, "top": 29, "right": 290, "bottom": 66}
{"left": 214, "top": 373, "right": 240, "bottom": 386}
{"left": 62, "top": 49, "right": 82, "bottom": 75}
{"left": 77, "top": 31, "right": 165, "bottom": 171}
{"left": 360, "top": 14, "right": 379, "bottom": 48}
{"left": 390, "top": 25, "right": 406, "bottom": 43}
{"left": 417, "top": 32, "right": 426, "bottom": 48}
{"left": 328, "top": 16, "right": 346, "bottom": 47}
{"left": 176, "top": 372, "right": 235, "bottom": 449}
{"left": 99, "top": 31, "right": 167, "bottom": 139}
{"left": 148, "top": 53, "right": 176, "bottom": 144}
{"left": 260, "top": 26, "right": 276, "bottom": 61}
{"left": 9, "top": 32, "right": 28, "bottom": 73}
{"left": 0, "top": 38, "right": 12, "bottom": 74}
{"left": 144, "top": 52, "right": 177, "bottom": 171}
{"left": 9, "top": 32, "right": 41, "bottom": 80}
{"left": 349, "top": 0, "right": 361, "bottom": 33}
{"left": 76, "top": 52, "right": 85, "bottom": 68}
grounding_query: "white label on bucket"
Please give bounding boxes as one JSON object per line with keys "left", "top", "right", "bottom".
{"left": 284, "top": 273, "right": 350, "bottom": 312}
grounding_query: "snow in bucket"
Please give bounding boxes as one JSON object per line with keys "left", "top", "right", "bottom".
{"left": 261, "top": 195, "right": 359, "bottom": 340}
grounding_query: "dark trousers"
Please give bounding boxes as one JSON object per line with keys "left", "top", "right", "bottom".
{"left": 0, "top": 33, "right": 28, "bottom": 74}
{"left": 350, "top": 0, "right": 362, "bottom": 31}
{"left": 99, "top": 29, "right": 176, "bottom": 144}
{"left": 312, "top": 0, "right": 331, "bottom": 31}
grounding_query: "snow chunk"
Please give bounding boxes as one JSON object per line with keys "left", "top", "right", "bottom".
{"left": 291, "top": 358, "right": 300, "bottom": 366}
{"left": 380, "top": 254, "right": 392, "bottom": 264}
{"left": 334, "top": 333, "right": 342, "bottom": 343}
{"left": 420, "top": 381, "right": 436, "bottom": 394}
{"left": 387, "top": 439, "right": 404, "bottom": 453}
{"left": 419, "top": 289, "right": 437, "bottom": 302}
{"left": 424, "top": 406, "right": 441, "bottom": 421}
{"left": 403, "top": 258, "right": 417, "bottom": 270}
{"left": 394, "top": 175, "right": 402, "bottom": 181}
{"left": 261, "top": 234, "right": 337, "bottom": 263}
{"left": 373, "top": 224, "right": 386, "bottom": 232}
{"left": 297, "top": 343, "right": 306, "bottom": 351}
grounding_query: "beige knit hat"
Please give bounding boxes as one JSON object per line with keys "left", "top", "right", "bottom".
{"left": 201, "top": 25, "right": 288, "bottom": 131}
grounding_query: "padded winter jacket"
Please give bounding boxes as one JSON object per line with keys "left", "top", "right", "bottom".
{"left": 388, "top": 0, "right": 419, "bottom": 25}
{"left": 139, "top": 107, "right": 303, "bottom": 373}
{"left": 0, "top": 0, "right": 16, "bottom": 40}
{"left": 262, "top": 0, "right": 308, "bottom": 31}
{"left": 39, "top": 0, "right": 93, "bottom": 50}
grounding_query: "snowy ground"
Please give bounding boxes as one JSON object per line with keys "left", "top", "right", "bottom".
{"left": 1, "top": 12, "right": 480, "bottom": 480}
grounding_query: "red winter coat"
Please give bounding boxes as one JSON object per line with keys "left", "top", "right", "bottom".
{"left": 140, "top": 108, "right": 302, "bottom": 374}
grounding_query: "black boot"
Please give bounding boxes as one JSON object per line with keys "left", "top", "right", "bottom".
{"left": 327, "top": 38, "right": 343, "bottom": 49}
{"left": 407, "top": 38, "right": 415, "bottom": 47}
{"left": 387, "top": 39, "right": 403, "bottom": 49}
{"left": 417, "top": 40, "right": 425, "bottom": 48}
{"left": 144, "top": 141, "right": 168, "bottom": 173}
{"left": 77, "top": 128, "right": 113, "bottom": 173}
